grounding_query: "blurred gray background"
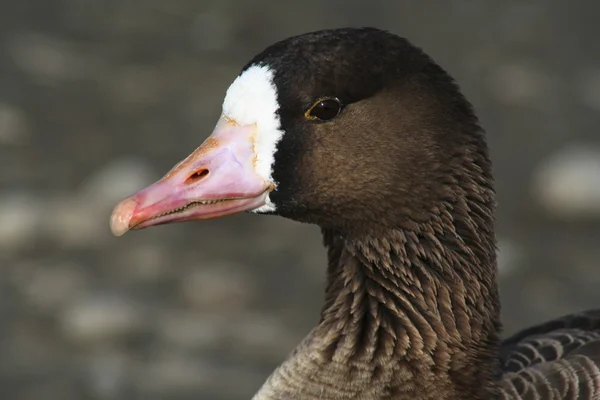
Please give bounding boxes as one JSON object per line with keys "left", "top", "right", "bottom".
{"left": 2, "top": 1, "right": 600, "bottom": 399}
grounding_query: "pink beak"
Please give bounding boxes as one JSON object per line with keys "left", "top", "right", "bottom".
{"left": 110, "top": 117, "right": 273, "bottom": 236}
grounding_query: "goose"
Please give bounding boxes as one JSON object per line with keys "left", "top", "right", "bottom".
{"left": 110, "top": 27, "right": 600, "bottom": 399}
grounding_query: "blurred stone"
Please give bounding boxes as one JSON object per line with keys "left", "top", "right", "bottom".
{"left": 7, "top": 33, "right": 98, "bottom": 83}
{"left": 191, "top": 12, "right": 233, "bottom": 52}
{"left": 156, "top": 310, "right": 294, "bottom": 357}
{"left": 181, "top": 263, "right": 257, "bottom": 310}
{"left": 0, "top": 193, "right": 41, "bottom": 251}
{"left": 230, "top": 313, "right": 296, "bottom": 358}
{"left": 135, "top": 354, "right": 212, "bottom": 395}
{"left": 109, "top": 66, "right": 163, "bottom": 106}
{"left": 532, "top": 144, "right": 600, "bottom": 219}
{"left": 43, "top": 196, "right": 107, "bottom": 249}
{"left": 120, "top": 244, "right": 170, "bottom": 283}
{"left": 496, "top": 237, "right": 521, "bottom": 276}
{"left": 43, "top": 159, "right": 155, "bottom": 248}
{"left": 500, "top": 4, "right": 549, "bottom": 44}
{"left": 5, "top": 318, "right": 65, "bottom": 368}
{"left": 0, "top": 104, "right": 29, "bottom": 145}
{"left": 61, "top": 295, "right": 145, "bottom": 343}
{"left": 578, "top": 68, "right": 600, "bottom": 110}
{"left": 526, "top": 276, "right": 575, "bottom": 317}
{"left": 135, "top": 353, "right": 262, "bottom": 397}
{"left": 18, "top": 380, "right": 80, "bottom": 400}
{"left": 156, "top": 311, "right": 225, "bottom": 350}
{"left": 79, "top": 158, "right": 156, "bottom": 208}
{"left": 22, "top": 264, "right": 86, "bottom": 311}
{"left": 488, "top": 62, "right": 552, "bottom": 107}
{"left": 87, "top": 350, "right": 131, "bottom": 399}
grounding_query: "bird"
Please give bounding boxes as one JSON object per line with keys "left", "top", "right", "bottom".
{"left": 110, "top": 27, "right": 600, "bottom": 400}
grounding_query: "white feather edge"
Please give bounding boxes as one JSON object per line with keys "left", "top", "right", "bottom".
{"left": 221, "top": 64, "right": 284, "bottom": 213}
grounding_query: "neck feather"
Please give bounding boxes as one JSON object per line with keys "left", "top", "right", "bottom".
{"left": 254, "top": 191, "right": 501, "bottom": 400}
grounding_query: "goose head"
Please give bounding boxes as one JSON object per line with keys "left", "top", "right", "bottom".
{"left": 110, "top": 27, "right": 491, "bottom": 239}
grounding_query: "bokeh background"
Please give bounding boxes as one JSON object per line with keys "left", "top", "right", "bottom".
{"left": 2, "top": 1, "right": 600, "bottom": 399}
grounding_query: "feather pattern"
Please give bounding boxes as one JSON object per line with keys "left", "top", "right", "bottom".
{"left": 499, "top": 311, "right": 600, "bottom": 399}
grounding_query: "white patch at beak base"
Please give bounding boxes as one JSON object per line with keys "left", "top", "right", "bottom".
{"left": 221, "top": 64, "right": 284, "bottom": 213}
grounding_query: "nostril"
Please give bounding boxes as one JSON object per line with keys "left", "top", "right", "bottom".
{"left": 185, "top": 168, "right": 209, "bottom": 184}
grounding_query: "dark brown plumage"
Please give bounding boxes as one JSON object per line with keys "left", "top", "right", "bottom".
{"left": 111, "top": 28, "right": 600, "bottom": 399}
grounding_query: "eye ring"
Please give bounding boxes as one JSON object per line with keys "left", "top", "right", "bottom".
{"left": 304, "top": 97, "right": 343, "bottom": 121}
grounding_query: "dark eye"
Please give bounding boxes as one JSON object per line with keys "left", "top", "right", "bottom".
{"left": 305, "top": 97, "right": 342, "bottom": 121}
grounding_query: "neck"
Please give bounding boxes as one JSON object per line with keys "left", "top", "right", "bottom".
{"left": 254, "top": 205, "right": 501, "bottom": 400}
